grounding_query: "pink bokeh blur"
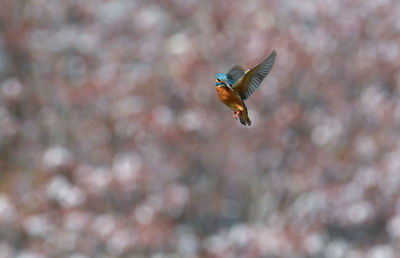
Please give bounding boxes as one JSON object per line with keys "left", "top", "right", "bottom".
{"left": 1, "top": 0, "right": 400, "bottom": 257}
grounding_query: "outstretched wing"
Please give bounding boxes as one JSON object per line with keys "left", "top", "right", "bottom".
{"left": 233, "top": 50, "right": 277, "bottom": 100}
{"left": 226, "top": 65, "right": 245, "bottom": 85}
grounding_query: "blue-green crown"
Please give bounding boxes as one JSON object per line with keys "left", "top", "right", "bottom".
{"left": 216, "top": 73, "right": 228, "bottom": 81}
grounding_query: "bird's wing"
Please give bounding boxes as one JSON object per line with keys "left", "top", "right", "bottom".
{"left": 226, "top": 65, "right": 245, "bottom": 84}
{"left": 232, "top": 50, "right": 277, "bottom": 100}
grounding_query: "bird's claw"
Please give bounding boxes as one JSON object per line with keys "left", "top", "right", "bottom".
{"left": 233, "top": 111, "right": 240, "bottom": 120}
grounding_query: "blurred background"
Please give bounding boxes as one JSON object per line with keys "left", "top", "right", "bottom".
{"left": 1, "top": 0, "right": 400, "bottom": 257}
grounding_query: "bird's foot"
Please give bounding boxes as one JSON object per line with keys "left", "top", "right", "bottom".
{"left": 233, "top": 111, "right": 240, "bottom": 120}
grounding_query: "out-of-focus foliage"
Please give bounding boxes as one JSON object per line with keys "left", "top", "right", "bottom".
{"left": 1, "top": 0, "right": 400, "bottom": 257}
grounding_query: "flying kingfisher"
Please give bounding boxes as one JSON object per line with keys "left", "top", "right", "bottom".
{"left": 215, "top": 50, "right": 277, "bottom": 126}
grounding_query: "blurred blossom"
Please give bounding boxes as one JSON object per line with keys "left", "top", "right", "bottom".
{"left": 96, "top": 1, "right": 132, "bottom": 24}
{"left": 367, "top": 245, "right": 395, "bottom": 258}
{"left": 248, "top": 108, "right": 260, "bottom": 126}
{"left": 110, "top": 96, "right": 144, "bottom": 120}
{"left": 135, "top": 5, "right": 169, "bottom": 31}
{"left": 23, "top": 215, "right": 54, "bottom": 237}
{"left": 75, "top": 32, "right": 100, "bottom": 55}
{"left": 311, "top": 117, "right": 343, "bottom": 146}
{"left": 345, "top": 200, "right": 374, "bottom": 225}
{"left": 94, "top": 63, "right": 117, "bottom": 85}
{"left": 134, "top": 204, "right": 155, "bottom": 225}
{"left": 47, "top": 231, "right": 78, "bottom": 253}
{"left": 1, "top": 78, "right": 23, "bottom": 101}
{"left": 304, "top": 232, "right": 324, "bottom": 256}
{"left": 255, "top": 227, "right": 291, "bottom": 256}
{"left": 179, "top": 109, "right": 204, "bottom": 132}
{"left": 168, "top": 33, "right": 191, "bottom": 55}
{"left": 290, "top": 191, "right": 327, "bottom": 219}
{"left": 42, "top": 146, "right": 74, "bottom": 170}
{"left": 16, "top": 251, "right": 45, "bottom": 258}
{"left": 114, "top": 120, "right": 137, "bottom": 138}
{"left": 51, "top": 28, "right": 82, "bottom": 53}
{"left": 360, "top": 85, "right": 386, "bottom": 117}
{"left": 106, "top": 229, "right": 136, "bottom": 255}
{"left": 347, "top": 249, "right": 365, "bottom": 258}
{"left": 203, "top": 234, "right": 229, "bottom": 256}
{"left": 176, "top": 229, "right": 199, "bottom": 255}
{"left": 324, "top": 240, "right": 348, "bottom": 258}
{"left": 343, "top": 182, "right": 363, "bottom": 202}
{"left": 355, "top": 135, "right": 377, "bottom": 160}
{"left": 383, "top": 168, "right": 400, "bottom": 196}
{"left": 0, "top": 107, "right": 17, "bottom": 137}
{"left": 165, "top": 184, "right": 189, "bottom": 217}
{"left": 65, "top": 56, "right": 87, "bottom": 83}
{"left": 63, "top": 211, "right": 91, "bottom": 233}
{"left": 385, "top": 148, "right": 400, "bottom": 172}
{"left": 47, "top": 176, "right": 86, "bottom": 207}
{"left": 387, "top": 215, "right": 400, "bottom": 239}
{"left": 355, "top": 167, "right": 378, "bottom": 189}
{"left": 0, "top": 242, "right": 15, "bottom": 258}
{"left": 112, "top": 152, "right": 141, "bottom": 185}
{"left": 0, "top": 195, "right": 16, "bottom": 224}
{"left": 153, "top": 105, "right": 173, "bottom": 126}
{"left": 227, "top": 224, "right": 249, "bottom": 247}
{"left": 68, "top": 254, "right": 87, "bottom": 258}
{"left": 78, "top": 166, "right": 111, "bottom": 193}
{"left": 91, "top": 214, "right": 116, "bottom": 238}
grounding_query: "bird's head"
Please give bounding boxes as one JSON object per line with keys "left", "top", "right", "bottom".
{"left": 216, "top": 73, "right": 228, "bottom": 87}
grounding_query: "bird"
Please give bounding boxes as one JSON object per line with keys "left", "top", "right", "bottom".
{"left": 215, "top": 50, "right": 277, "bottom": 126}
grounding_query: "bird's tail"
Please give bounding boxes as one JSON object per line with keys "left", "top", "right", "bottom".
{"left": 239, "top": 110, "right": 251, "bottom": 126}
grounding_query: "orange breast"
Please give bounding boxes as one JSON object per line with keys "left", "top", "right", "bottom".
{"left": 216, "top": 86, "right": 245, "bottom": 111}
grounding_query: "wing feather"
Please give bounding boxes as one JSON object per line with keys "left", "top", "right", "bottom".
{"left": 233, "top": 50, "right": 277, "bottom": 100}
{"left": 226, "top": 65, "right": 245, "bottom": 85}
